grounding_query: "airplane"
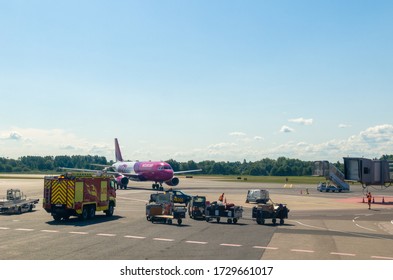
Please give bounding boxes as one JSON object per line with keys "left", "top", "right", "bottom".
{"left": 62, "top": 138, "right": 202, "bottom": 191}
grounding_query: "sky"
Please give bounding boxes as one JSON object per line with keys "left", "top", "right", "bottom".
{"left": 1, "top": 0, "right": 393, "bottom": 163}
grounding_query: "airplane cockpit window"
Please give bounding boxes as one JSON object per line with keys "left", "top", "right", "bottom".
{"left": 164, "top": 166, "right": 172, "bottom": 170}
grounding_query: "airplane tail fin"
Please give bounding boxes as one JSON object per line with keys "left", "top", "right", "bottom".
{"left": 114, "top": 138, "right": 124, "bottom": 162}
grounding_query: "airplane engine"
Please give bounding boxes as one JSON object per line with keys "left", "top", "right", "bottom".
{"left": 165, "top": 177, "right": 179, "bottom": 186}
{"left": 116, "top": 175, "right": 129, "bottom": 188}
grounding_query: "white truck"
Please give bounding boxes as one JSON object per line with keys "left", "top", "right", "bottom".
{"left": 0, "top": 189, "right": 39, "bottom": 214}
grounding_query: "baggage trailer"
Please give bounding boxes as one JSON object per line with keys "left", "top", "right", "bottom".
{"left": 146, "top": 192, "right": 187, "bottom": 225}
{"left": 252, "top": 203, "right": 289, "bottom": 225}
{"left": 205, "top": 202, "right": 243, "bottom": 224}
{"left": 43, "top": 173, "right": 116, "bottom": 221}
{"left": 0, "top": 189, "right": 39, "bottom": 214}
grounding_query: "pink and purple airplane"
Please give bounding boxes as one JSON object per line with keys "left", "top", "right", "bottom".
{"left": 63, "top": 138, "right": 201, "bottom": 191}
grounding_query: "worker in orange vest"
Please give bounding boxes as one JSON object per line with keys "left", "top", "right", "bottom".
{"left": 366, "top": 192, "right": 372, "bottom": 210}
{"left": 218, "top": 193, "right": 225, "bottom": 203}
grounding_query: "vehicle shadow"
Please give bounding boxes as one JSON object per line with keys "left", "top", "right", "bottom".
{"left": 46, "top": 214, "right": 123, "bottom": 227}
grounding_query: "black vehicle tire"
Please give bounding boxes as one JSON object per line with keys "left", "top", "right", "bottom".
{"left": 177, "top": 219, "right": 182, "bottom": 225}
{"left": 80, "top": 207, "right": 88, "bottom": 220}
{"left": 272, "top": 218, "right": 277, "bottom": 225}
{"left": 227, "top": 219, "right": 232, "bottom": 224}
{"left": 216, "top": 217, "right": 220, "bottom": 223}
{"left": 280, "top": 219, "right": 284, "bottom": 225}
{"left": 53, "top": 214, "right": 62, "bottom": 221}
{"left": 88, "top": 205, "right": 95, "bottom": 219}
{"left": 233, "top": 218, "right": 238, "bottom": 224}
{"left": 167, "top": 219, "right": 172, "bottom": 225}
{"left": 105, "top": 202, "right": 114, "bottom": 217}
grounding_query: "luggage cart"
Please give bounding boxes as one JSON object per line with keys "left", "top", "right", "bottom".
{"left": 205, "top": 202, "right": 243, "bottom": 224}
{"left": 252, "top": 203, "right": 289, "bottom": 225}
{"left": 146, "top": 193, "right": 187, "bottom": 225}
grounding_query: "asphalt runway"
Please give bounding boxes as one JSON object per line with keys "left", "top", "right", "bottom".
{"left": 1, "top": 176, "right": 393, "bottom": 260}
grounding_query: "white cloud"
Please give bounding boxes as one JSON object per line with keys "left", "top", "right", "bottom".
{"left": 280, "top": 125, "right": 294, "bottom": 133}
{"left": 0, "top": 131, "right": 22, "bottom": 140}
{"left": 254, "top": 136, "right": 263, "bottom": 141}
{"left": 289, "top": 117, "right": 313, "bottom": 125}
{"left": 229, "top": 132, "right": 246, "bottom": 137}
{"left": 338, "top": 123, "right": 351, "bottom": 128}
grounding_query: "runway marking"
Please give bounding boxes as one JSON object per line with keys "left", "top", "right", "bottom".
{"left": 15, "top": 228, "right": 34, "bottom": 231}
{"left": 253, "top": 246, "right": 278, "bottom": 250}
{"left": 295, "top": 220, "right": 392, "bottom": 241}
{"left": 0, "top": 227, "right": 10, "bottom": 230}
{"left": 41, "top": 230, "right": 59, "bottom": 233}
{"left": 185, "top": 241, "right": 208, "bottom": 245}
{"left": 69, "top": 231, "right": 89, "bottom": 235}
{"left": 97, "top": 233, "right": 116, "bottom": 237}
{"left": 220, "top": 243, "right": 242, "bottom": 247}
{"left": 371, "top": 255, "right": 393, "bottom": 260}
{"left": 353, "top": 217, "right": 377, "bottom": 232}
{"left": 124, "top": 235, "right": 146, "bottom": 239}
{"left": 291, "top": 249, "right": 315, "bottom": 253}
{"left": 153, "top": 238, "right": 175, "bottom": 242}
{"left": 330, "top": 252, "right": 356, "bottom": 257}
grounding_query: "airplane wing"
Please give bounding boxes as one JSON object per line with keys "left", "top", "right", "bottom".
{"left": 173, "top": 169, "right": 202, "bottom": 175}
{"left": 60, "top": 167, "right": 103, "bottom": 173}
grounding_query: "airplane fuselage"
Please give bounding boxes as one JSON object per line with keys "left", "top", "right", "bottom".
{"left": 112, "top": 161, "right": 174, "bottom": 183}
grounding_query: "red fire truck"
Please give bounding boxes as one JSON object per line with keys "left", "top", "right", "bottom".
{"left": 43, "top": 173, "right": 116, "bottom": 221}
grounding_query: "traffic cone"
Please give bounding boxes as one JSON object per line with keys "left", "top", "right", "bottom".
{"left": 372, "top": 197, "right": 375, "bottom": 204}
{"left": 362, "top": 197, "right": 365, "bottom": 203}
{"left": 382, "top": 197, "right": 385, "bottom": 204}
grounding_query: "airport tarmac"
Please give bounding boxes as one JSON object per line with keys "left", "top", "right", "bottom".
{"left": 0, "top": 175, "right": 393, "bottom": 260}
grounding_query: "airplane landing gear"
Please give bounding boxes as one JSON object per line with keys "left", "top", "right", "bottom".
{"left": 152, "top": 183, "right": 164, "bottom": 191}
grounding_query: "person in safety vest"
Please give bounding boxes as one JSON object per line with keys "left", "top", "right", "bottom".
{"left": 367, "top": 192, "right": 372, "bottom": 210}
{"left": 218, "top": 193, "right": 225, "bottom": 202}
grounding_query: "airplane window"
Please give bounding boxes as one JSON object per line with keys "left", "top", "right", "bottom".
{"left": 164, "top": 166, "right": 172, "bottom": 170}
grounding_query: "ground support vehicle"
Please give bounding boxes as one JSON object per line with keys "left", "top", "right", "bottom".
{"left": 146, "top": 192, "right": 187, "bottom": 225}
{"left": 188, "top": 195, "right": 206, "bottom": 219}
{"left": 205, "top": 202, "right": 243, "bottom": 224}
{"left": 245, "top": 189, "right": 270, "bottom": 203}
{"left": 252, "top": 202, "right": 289, "bottom": 225}
{"left": 43, "top": 173, "right": 116, "bottom": 221}
{"left": 0, "top": 189, "right": 39, "bottom": 214}
{"left": 317, "top": 182, "right": 344, "bottom": 192}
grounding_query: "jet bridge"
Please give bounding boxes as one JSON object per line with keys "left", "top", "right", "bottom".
{"left": 343, "top": 157, "right": 393, "bottom": 188}
{"left": 313, "top": 161, "right": 350, "bottom": 191}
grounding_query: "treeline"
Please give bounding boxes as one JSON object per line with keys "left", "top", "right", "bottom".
{"left": 3, "top": 155, "right": 390, "bottom": 176}
{"left": 0, "top": 155, "right": 313, "bottom": 176}
{"left": 0, "top": 155, "right": 108, "bottom": 173}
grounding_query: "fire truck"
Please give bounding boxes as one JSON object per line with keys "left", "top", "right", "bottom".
{"left": 43, "top": 173, "right": 116, "bottom": 221}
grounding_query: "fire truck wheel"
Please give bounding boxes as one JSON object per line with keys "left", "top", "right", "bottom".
{"left": 106, "top": 203, "right": 114, "bottom": 217}
{"left": 80, "top": 207, "right": 88, "bottom": 220}
{"left": 88, "top": 206, "right": 95, "bottom": 219}
{"left": 53, "top": 214, "right": 62, "bottom": 221}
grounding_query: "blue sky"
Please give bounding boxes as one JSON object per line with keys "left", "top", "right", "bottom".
{"left": 1, "top": 0, "right": 393, "bottom": 163}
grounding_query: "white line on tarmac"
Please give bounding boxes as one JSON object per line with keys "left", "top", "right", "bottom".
{"left": 371, "top": 255, "right": 393, "bottom": 260}
{"left": 0, "top": 227, "right": 10, "bottom": 230}
{"left": 253, "top": 246, "right": 278, "bottom": 250}
{"left": 220, "top": 243, "right": 242, "bottom": 247}
{"left": 153, "top": 238, "right": 175, "bottom": 242}
{"left": 15, "top": 228, "right": 34, "bottom": 231}
{"left": 353, "top": 217, "right": 377, "bottom": 232}
{"left": 330, "top": 252, "right": 356, "bottom": 257}
{"left": 124, "top": 235, "right": 146, "bottom": 239}
{"left": 69, "top": 231, "right": 89, "bottom": 235}
{"left": 291, "top": 249, "right": 315, "bottom": 253}
{"left": 97, "top": 233, "right": 116, "bottom": 237}
{"left": 185, "top": 241, "right": 208, "bottom": 245}
{"left": 41, "top": 230, "right": 59, "bottom": 233}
